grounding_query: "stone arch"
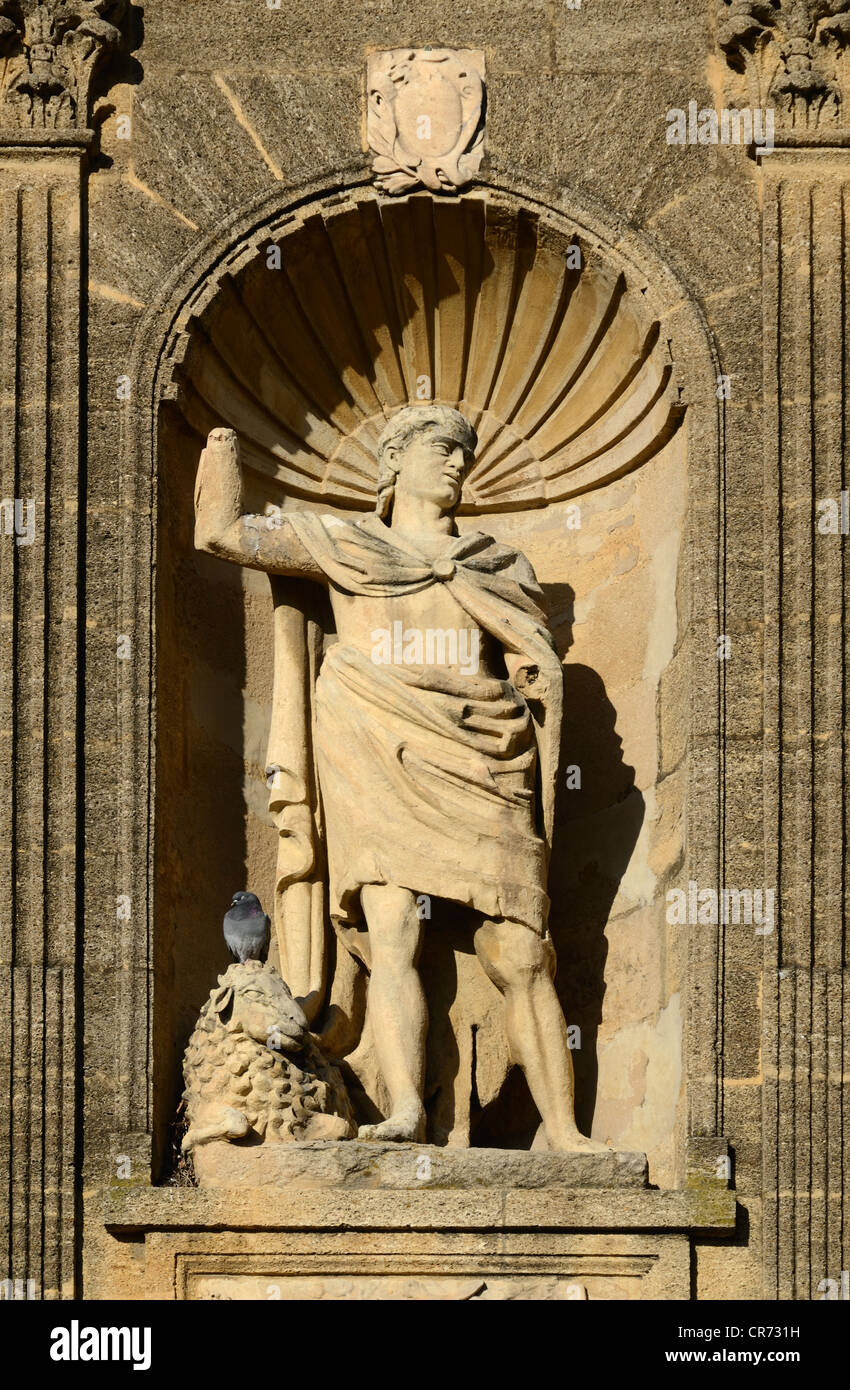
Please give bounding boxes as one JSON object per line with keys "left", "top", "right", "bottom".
{"left": 118, "top": 170, "right": 725, "bottom": 1177}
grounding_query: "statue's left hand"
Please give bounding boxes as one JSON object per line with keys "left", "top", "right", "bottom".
{"left": 512, "top": 661, "right": 548, "bottom": 702}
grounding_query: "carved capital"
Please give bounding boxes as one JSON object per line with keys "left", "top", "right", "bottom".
{"left": 0, "top": 0, "right": 127, "bottom": 133}
{"left": 717, "top": 0, "right": 850, "bottom": 132}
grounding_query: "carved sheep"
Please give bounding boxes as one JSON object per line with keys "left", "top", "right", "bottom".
{"left": 181, "top": 959, "right": 355, "bottom": 1150}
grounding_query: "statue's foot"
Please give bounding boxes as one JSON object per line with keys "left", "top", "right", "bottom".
{"left": 358, "top": 1104, "right": 426, "bottom": 1144}
{"left": 549, "top": 1131, "right": 612, "bottom": 1155}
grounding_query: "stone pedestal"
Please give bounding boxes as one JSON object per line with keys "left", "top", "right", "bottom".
{"left": 103, "top": 1145, "right": 735, "bottom": 1301}
{"left": 191, "top": 1139, "right": 649, "bottom": 1190}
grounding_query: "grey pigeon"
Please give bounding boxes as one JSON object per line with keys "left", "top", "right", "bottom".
{"left": 223, "top": 891, "right": 270, "bottom": 964}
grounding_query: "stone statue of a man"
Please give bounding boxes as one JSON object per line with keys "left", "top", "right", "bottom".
{"left": 195, "top": 405, "right": 605, "bottom": 1153}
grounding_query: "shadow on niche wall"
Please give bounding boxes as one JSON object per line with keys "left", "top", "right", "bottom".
{"left": 547, "top": 581, "right": 645, "bottom": 1139}
{"left": 472, "top": 582, "right": 645, "bottom": 1146}
{"left": 153, "top": 406, "right": 249, "bottom": 1176}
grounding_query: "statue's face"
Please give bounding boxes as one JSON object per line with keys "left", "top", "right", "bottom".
{"left": 392, "top": 428, "right": 470, "bottom": 512}
{"left": 214, "top": 963, "right": 307, "bottom": 1051}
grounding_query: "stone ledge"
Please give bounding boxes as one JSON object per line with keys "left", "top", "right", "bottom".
{"left": 103, "top": 1184, "right": 736, "bottom": 1235}
{"left": 191, "top": 1140, "right": 649, "bottom": 1191}
{"left": 0, "top": 129, "right": 95, "bottom": 149}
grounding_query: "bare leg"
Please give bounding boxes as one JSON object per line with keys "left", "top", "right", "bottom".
{"left": 357, "top": 883, "right": 427, "bottom": 1142}
{"left": 474, "top": 917, "right": 609, "bottom": 1154}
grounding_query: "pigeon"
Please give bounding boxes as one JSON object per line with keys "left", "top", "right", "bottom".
{"left": 223, "top": 891, "right": 270, "bottom": 964}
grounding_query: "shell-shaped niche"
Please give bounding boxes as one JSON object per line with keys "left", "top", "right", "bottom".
{"left": 169, "top": 192, "right": 683, "bottom": 514}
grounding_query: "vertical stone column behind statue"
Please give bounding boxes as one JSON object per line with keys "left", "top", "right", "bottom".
{"left": 0, "top": 0, "right": 127, "bottom": 1300}
{"left": 760, "top": 146, "right": 850, "bottom": 1301}
{"left": 717, "top": 0, "right": 850, "bottom": 1298}
{"left": 0, "top": 130, "right": 89, "bottom": 1299}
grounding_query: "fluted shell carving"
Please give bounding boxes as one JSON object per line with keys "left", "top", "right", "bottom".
{"left": 171, "top": 194, "right": 683, "bottom": 514}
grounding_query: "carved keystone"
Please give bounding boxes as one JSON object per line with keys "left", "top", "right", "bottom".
{"left": 366, "top": 47, "right": 486, "bottom": 195}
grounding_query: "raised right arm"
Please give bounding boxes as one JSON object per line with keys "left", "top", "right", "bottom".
{"left": 194, "top": 428, "right": 325, "bottom": 580}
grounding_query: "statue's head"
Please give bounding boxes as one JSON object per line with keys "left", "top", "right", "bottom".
{"left": 206, "top": 960, "right": 308, "bottom": 1051}
{"left": 375, "top": 405, "right": 477, "bottom": 521}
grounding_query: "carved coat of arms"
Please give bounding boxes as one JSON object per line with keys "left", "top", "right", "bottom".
{"left": 367, "top": 47, "right": 486, "bottom": 195}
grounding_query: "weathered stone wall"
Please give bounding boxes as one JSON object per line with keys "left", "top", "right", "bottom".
{"left": 0, "top": 0, "right": 846, "bottom": 1302}
{"left": 84, "top": 0, "right": 756, "bottom": 1299}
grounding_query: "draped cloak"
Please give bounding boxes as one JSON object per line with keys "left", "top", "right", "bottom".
{"left": 265, "top": 512, "right": 563, "bottom": 1030}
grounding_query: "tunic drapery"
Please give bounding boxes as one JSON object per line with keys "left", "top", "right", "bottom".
{"left": 269, "top": 513, "right": 563, "bottom": 974}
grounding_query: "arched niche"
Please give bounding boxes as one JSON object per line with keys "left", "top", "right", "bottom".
{"left": 119, "top": 174, "right": 724, "bottom": 1185}
{"left": 170, "top": 194, "right": 681, "bottom": 512}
